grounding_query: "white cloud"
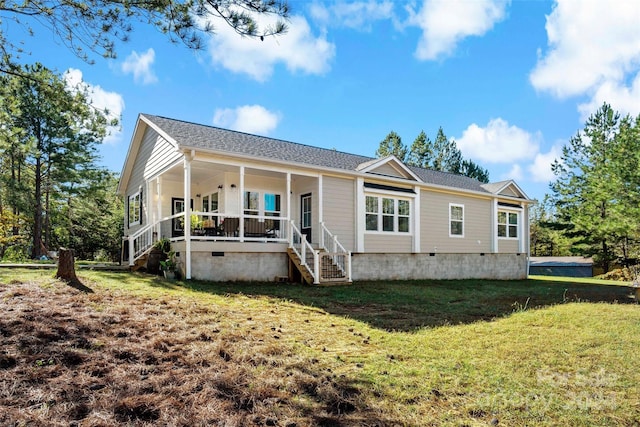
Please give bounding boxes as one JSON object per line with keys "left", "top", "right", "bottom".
{"left": 577, "top": 72, "right": 640, "bottom": 121}
{"left": 310, "top": 1, "right": 395, "bottom": 31}
{"left": 64, "top": 69, "right": 125, "bottom": 144}
{"left": 204, "top": 14, "right": 335, "bottom": 82}
{"left": 502, "top": 164, "right": 523, "bottom": 181}
{"left": 457, "top": 118, "right": 540, "bottom": 164}
{"left": 121, "top": 48, "right": 158, "bottom": 85}
{"left": 408, "top": 0, "right": 510, "bottom": 61}
{"left": 527, "top": 144, "right": 562, "bottom": 183}
{"left": 213, "top": 105, "right": 281, "bottom": 135}
{"left": 530, "top": 0, "right": 640, "bottom": 117}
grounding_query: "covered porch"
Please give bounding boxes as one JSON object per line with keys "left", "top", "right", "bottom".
{"left": 124, "top": 153, "right": 351, "bottom": 283}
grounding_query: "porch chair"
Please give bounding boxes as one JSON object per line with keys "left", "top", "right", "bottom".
{"left": 222, "top": 217, "right": 239, "bottom": 237}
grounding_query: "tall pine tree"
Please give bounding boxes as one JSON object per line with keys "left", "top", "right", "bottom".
{"left": 2, "top": 64, "right": 114, "bottom": 258}
{"left": 550, "top": 103, "right": 640, "bottom": 271}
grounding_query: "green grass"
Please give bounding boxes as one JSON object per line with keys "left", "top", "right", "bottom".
{"left": 1, "top": 269, "right": 639, "bottom": 426}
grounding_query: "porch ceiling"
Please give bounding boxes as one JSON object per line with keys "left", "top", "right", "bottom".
{"left": 159, "top": 161, "right": 288, "bottom": 183}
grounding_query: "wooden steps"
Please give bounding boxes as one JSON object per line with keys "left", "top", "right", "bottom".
{"left": 287, "top": 248, "right": 350, "bottom": 286}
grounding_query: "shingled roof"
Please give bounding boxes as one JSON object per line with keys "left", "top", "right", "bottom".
{"left": 142, "top": 114, "right": 507, "bottom": 196}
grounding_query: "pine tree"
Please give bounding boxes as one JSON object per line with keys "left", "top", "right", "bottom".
{"left": 550, "top": 103, "right": 640, "bottom": 271}
{"left": 406, "top": 130, "right": 432, "bottom": 168}
{"left": 2, "top": 64, "right": 113, "bottom": 259}
{"left": 376, "top": 131, "right": 407, "bottom": 162}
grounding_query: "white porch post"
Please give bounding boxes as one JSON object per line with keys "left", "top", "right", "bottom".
{"left": 286, "top": 173, "right": 291, "bottom": 240}
{"left": 519, "top": 203, "right": 526, "bottom": 254}
{"left": 239, "top": 166, "right": 245, "bottom": 242}
{"left": 156, "top": 176, "right": 162, "bottom": 238}
{"left": 184, "top": 152, "right": 192, "bottom": 279}
{"left": 491, "top": 198, "right": 498, "bottom": 253}
{"left": 413, "top": 185, "right": 421, "bottom": 253}
{"left": 318, "top": 174, "right": 323, "bottom": 224}
{"left": 355, "top": 177, "right": 365, "bottom": 252}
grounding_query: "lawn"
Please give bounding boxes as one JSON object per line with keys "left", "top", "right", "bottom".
{"left": 0, "top": 269, "right": 638, "bottom": 426}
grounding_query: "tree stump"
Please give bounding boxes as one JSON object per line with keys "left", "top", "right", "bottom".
{"left": 55, "top": 248, "right": 92, "bottom": 292}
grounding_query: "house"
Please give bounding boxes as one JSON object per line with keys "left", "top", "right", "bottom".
{"left": 117, "top": 114, "right": 533, "bottom": 283}
{"left": 529, "top": 256, "right": 594, "bottom": 277}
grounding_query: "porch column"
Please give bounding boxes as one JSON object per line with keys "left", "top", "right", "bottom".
{"left": 519, "top": 203, "right": 526, "bottom": 254}
{"left": 239, "top": 166, "right": 245, "bottom": 242}
{"left": 156, "top": 176, "right": 162, "bottom": 238}
{"left": 318, "top": 174, "right": 323, "bottom": 224}
{"left": 355, "top": 177, "right": 365, "bottom": 252}
{"left": 491, "top": 198, "right": 498, "bottom": 253}
{"left": 286, "top": 173, "right": 291, "bottom": 240}
{"left": 184, "top": 152, "right": 192, "bottom": 279}
{"left": 413, "top": 185, "right": 420, "bottom": 253}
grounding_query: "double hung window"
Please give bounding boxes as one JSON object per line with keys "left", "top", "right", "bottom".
{"left": 244, "top": 191, "right": 282, "bottom": 217}
{"left": 128, "top": 192, "right": 141, "bottom": 226}
{"left": 449, "top": 204, "right": 464, "bottom": 237}
{"left": 497, "top": 211, "right": 518, "bottom": 238}
{"left": 365, "top": 195, "right": 410, "bottom": 233}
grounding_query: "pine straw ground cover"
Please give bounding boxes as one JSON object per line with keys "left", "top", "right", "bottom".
{"left": 0, "top": 270, "right": 638, "bottom": 426}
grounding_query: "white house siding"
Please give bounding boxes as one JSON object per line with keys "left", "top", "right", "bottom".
{"left": 143, "top": 132, "right": 182, "bottom": 181}
{"left": 420, "top": 191, "right": 492, "bottom": 253}
{"left": 364, "top": 234, "right": 412, "bottom": 253}
{"left": 125, "top": 128, "right": 181, "bottom": 234}
{"left": 321, "top": 176, "right": 356, "bottom": 252}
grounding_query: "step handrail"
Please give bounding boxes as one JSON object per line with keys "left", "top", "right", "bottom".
{"left": 288, "top": 220, "right": 319, "bottom": 284}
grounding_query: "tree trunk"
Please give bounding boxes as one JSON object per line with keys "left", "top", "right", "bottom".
{"left": 32, "top": 155, "right": 44, "bottom": 259}
{"left": 55, "top": 248, "right": 92, "bottom": 292}
{"left": 56, "top": 248, "right": 77, "bottom": 282}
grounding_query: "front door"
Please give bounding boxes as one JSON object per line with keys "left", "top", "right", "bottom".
{"left": 171, "top": 198, "right": 193, "bottom": 237}
{"left": 301, "top": 193, "right": 312, "bottom": 243}
{"left": 172, "top": 198, "right": 185, "bottom": 237}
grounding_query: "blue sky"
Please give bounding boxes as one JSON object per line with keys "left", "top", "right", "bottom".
{"left": 9, "top": 0, "right": 640, "bottom": 201}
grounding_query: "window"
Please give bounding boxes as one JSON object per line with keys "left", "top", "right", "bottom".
{"left": 244, "top": 191, "right": 259, "bottom": 216}
{"left": 365, "top": 196, "right": 378, "bottom": 231}
{"left": 128, "top": 191, "right": 141, "bottom": 226}
{"left": 498, "top": 211, "right": 518, "bottom": 238}
{"left": 365, "top": 195, "right": 410, "bottom": 233}
{"left": 202, "top": 192, "right": 219, "bottom": 212}
{"left": 450, "top": 204, "right": 464, "bottom": 237}
{"left": 264, "top": 193, "right": 281, "bottom": 217}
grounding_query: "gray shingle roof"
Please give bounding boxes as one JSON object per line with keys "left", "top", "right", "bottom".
{"left": 142, "top": 114, "right": 496, "bottom": 195}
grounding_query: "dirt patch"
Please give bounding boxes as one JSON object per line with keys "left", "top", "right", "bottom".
{"left": 0, "top": 279, "right": 398, "bottom": 426}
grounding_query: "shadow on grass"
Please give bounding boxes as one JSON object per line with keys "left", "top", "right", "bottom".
{"left": 102, "top": 272, "right": 638, "bottom": 332}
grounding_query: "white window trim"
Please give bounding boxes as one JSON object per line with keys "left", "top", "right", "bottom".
{"left": 128, "top": 191, "right": 141, "bottom": 227}
{"left": 364, "top": 194, "right": 412, "bottom": 234}
{"left": 449, "top": 203, "right": 464, "bottom": 238}
{"left": 497, "top": 209, "right": 520, "bottom": 240}
{"left": 244, "top": 189, "right": 283, "bottom": 218}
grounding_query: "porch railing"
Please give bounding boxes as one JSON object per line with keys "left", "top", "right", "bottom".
{"left": 319, "top": 222, "right": 352, "bottom": 283}
{"left": 125, "top": 221, "right": 157, "bottom": 266}
{"left": 289, "top": 220, "right": 319, "bottom": 284}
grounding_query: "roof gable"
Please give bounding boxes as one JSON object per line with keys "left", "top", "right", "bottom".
{"left": 356, "top": 156, "right": 421, "bottom": 182}
{"left": 481, "top": 180, "right": 529, "bottom": 199}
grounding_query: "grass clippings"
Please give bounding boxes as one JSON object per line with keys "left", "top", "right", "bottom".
{"left": 0, "top": 270, "right": 639, "bottom": 426}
